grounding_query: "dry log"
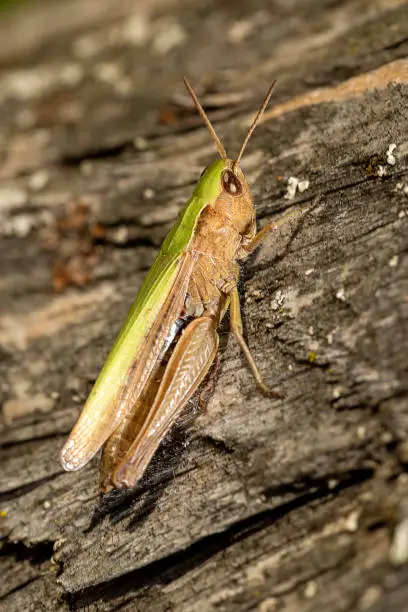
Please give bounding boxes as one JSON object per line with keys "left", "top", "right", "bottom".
{"left": 1, "top": 1, "right": 408, "bottom": 610}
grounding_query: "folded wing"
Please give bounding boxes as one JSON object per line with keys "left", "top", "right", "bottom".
{"left": 60, "top": 252, "right": 196, "bottom": 471}
{"left": 112, "top": 315, "right": 219, "bottom": 489}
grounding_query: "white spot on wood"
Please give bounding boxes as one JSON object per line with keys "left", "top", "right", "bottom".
{"left": 112, "top": 226, "right": 129, "bottom": 244}
{"left": 133, "top": 136, "right": 148, "bottom": 151}
{"left": 271, "top": 289, "right": 284, "bottom": 311}
{"left": 28, "top": 169, "right": 50, "bottom": 192}
{"left": 298, "top": 179, "right": 310, "bottom": 193}
{"left": 284, "top": 176, "right": 298, "bottom": 200}
{"left": 386, "top": 143, "right": 397, "bottom": 166}
{"left": 357, "top": 426, "right": 366, "bottom": 439}
{"left": 344, "top": 509, "right": 360, "bottom": 532}
{"left": 284, "top": 176, "right": 310, "bottom": 200}
{"left": 332, "top": 386, "right": 343, "bottom": 399}
{"left": 389, "top": 254, "right": 399, "bottom": 268}
{"left": 328, "top": 479, "right": 339, "bottom": 490}
{"left": 304, "top": 580, "right": 317, "bottom": 598}
{"left": 336, "top": 287, "right": 346, "bottom": 301}
{"left": 143, "top": 187, "right": 156, "bottom": 200}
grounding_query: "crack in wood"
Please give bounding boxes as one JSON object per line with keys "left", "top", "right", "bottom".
{"left": 62, "top": 470, "right": 372, "bottom": 607}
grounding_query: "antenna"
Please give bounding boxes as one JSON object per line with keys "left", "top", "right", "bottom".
{"left": 234, "top": 80, "right": 277, "bottom": 168}
{"left": 183, "top": 77, "right": 227, "bottom": 159}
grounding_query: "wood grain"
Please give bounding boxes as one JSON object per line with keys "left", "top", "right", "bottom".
{"left": 1, "top": 0, "right": 408, "bottom": 610}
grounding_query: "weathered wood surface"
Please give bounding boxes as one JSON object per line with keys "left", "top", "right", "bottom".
{"left": 1, "top": 0, "right": 408, "bottom": 610}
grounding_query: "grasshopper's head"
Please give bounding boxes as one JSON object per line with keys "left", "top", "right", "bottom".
{"left": 196, "top": 158, "right": 253, "bottom": 235}
{"left": 184, "top": 78, "right": 276, "bottom": 236}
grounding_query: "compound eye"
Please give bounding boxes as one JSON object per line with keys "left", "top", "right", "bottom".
{"left": 222, "top": 169, "right": 242, "bottom": 196}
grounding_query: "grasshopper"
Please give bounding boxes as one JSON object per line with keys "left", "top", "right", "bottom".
{"left": 61, "top": 78, "right": 298, "bottom": 492}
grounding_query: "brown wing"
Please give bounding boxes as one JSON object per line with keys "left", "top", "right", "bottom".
{"left": 111, "top": 316, "right": 219, "bottom": 489}
{"left": 99, "top": 354, "right": 167, "bottom": 492}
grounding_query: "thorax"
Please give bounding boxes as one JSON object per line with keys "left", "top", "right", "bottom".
{"left": 188, "top": 205, "right": 250, "bottom": 262}
{"left": 184, "top": 206, "right": 254, "bottom": 318}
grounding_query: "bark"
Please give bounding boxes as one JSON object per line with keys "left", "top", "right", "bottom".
{"left": 1, "top": 0, "right": 408, "bottom": 611}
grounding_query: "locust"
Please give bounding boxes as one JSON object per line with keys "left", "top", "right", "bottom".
{"left": 60, "top": 78, "right": 299, "bottom": 492}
